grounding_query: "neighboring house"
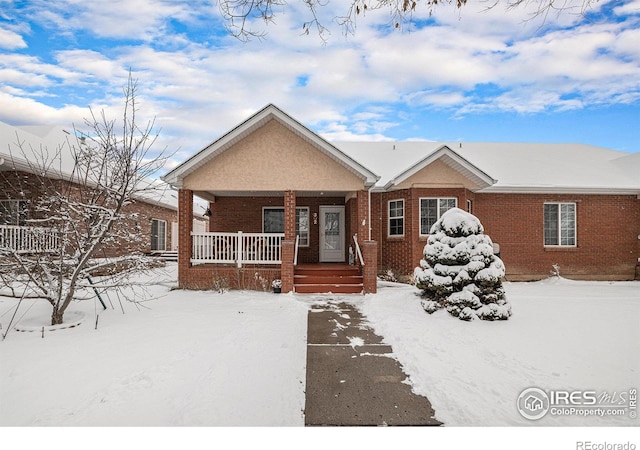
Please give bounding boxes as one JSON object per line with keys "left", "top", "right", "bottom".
{"left": 162, "top": 104, "right": 640, "bottom": 293}
{"left": 0, "top": 121, "right": 207, "bottom": 258}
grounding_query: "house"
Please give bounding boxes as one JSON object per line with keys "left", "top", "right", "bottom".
{"left": 0, "top": 121, "right": 207, "bottom": 258}
{"left": 524, "top": 395, "right": 545, "bottom": 412}
{"left": 162, "top": 104, "right": 640, "bottom": 293}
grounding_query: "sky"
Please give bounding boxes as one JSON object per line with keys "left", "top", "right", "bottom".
{"left": 0, "top": 0, "right": 639, "bottom": 172}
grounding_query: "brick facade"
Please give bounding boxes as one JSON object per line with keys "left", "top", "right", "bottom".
{"left": 0, "top": 170, "right": 178, "bottom": 256}
{"left": 370, "top": 188, "right": 640, "bottom": 281}
{"left": 210, "top": 194, "right": 346, "bottom": 264}
{"left": 474, "top": 193, "right": 640, "bottom": 281}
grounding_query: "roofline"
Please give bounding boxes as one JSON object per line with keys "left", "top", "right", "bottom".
{"left": 161, "top": 104, "right": 380, "bottom": 188}
{"left": 1, "top": 149, "right": 187, "bottom": 213}
{"left": 383, "top": 145, "right": 497, "bottom": 190}
{"left": 478, "top": 186, "right": 640, "bottom": 195}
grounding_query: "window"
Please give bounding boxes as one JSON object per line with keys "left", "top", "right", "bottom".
{"left": 262, "top": 207, "right": 309, "bottom": 246}
{"left": 388, "top": 199, "right": 404, "bottom": 237}
{"left": 420, "top": 198, "right": 457, "bottom": 235}
{"left": 0, "top": 200, "right": 28, "bottom": 226}
{"left": 296, "top": 208, "right": 309, "bottom": 246}
{"left": 151, "top": 219, "right": 166, "bottom": 251}
{"left": 544, "top": 203, "right": 576, "bottom": 246}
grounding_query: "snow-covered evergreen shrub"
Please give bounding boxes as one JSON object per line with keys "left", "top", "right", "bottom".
{"left": 414, "top": 208, "right": 512, "bottom": 321}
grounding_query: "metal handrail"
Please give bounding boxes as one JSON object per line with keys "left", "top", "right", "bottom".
{"left": 353, "top": 233, "right": 364, "bottom": 266}
{"left": 294, "top": 234, "right": 300, "bottom": 266}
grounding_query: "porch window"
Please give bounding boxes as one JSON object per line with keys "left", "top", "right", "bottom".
{"left": 544, "top": 203, "right": 576, "bottom": 246}
{"left": 420, "top": 198, "right": 457, "bottom": 235}
{"left": 263, "top": 207, "right": 309, "bottom": 247}
{"left": 151, "top": 218, "right": 166, "bottom": 251}
{"left": 0, "top": 200, "right": 28, "bottom": 226}
{"left": 388, "top": 199, "right": 404, "bottom": 237}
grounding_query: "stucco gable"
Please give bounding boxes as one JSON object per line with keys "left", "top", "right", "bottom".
{"left": 182, "top": 119, "right": 367, "bottom": 192}
{"left": 394, "top": 158, "right": 484, "bottom": 190}
{"left": 162, "top": 104, "right": 379, "bottom": 189}
{"left": 386, "top": 145, "right": 496, "bottom": 191}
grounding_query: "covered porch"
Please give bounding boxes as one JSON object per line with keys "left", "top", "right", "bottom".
{"left": 177, "top": 188, "right": 377, "bottom": 293}
{"left": 161, "top": 105, "right": 380, "bottom": 293}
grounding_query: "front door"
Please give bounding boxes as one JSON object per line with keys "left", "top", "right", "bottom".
{"left": 319, "top": 206, "right": 345, "bottom": 262}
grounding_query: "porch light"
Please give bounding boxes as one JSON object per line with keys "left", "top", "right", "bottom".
{"left": 203, "top": 208, "right": 212, "bottom": 217}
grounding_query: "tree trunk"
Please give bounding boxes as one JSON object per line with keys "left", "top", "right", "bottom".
{"left": 51, "top": 309, "right": 64, "bottom": 326}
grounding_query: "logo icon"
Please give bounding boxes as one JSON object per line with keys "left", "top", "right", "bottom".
{"left": 517, "top": 387, "right": 550, "bottom": 420}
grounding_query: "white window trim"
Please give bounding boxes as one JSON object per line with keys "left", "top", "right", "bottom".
{"left": 419, "top": 197, "right": 458, "bottom": 236}
{"left": 151, "top": 218, "right": 167, "bottom": 251}
{"left": 543, "top": 202, "right": 577, "bottom": 247}
{"left": 262, "top": 206, "right": 310, "bottom": 247}
{"left": 388, "top": 199, "right": 405, "bottom": 238}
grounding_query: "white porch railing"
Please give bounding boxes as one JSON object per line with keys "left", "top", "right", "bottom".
{"left": 191, "top": 231, "right": 285, "bottom": 267}
{"left": 0, "top": 225, "right": 59, "bottom": 253}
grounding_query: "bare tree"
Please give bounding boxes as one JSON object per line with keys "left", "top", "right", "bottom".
{"left": 217, "top": 0, "right": 601, "bottom": 41}
{"left": 0, "top": 74, "right": 170, "bottom": 325}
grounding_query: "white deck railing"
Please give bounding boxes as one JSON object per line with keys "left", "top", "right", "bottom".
{"left": 0, "top": 225, "right": 59, "bottom": 253}
{"left": 191, "top": 231, "right": 285, "bottom": 267}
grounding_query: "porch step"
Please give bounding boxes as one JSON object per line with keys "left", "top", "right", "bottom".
{"left": 294, "top": 265, "right": 363, "bottom": 295}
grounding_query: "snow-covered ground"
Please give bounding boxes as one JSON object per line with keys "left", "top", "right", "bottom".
{"left": 362, "top": 278, "right": 640, "bottom": 427}
{"left": 0, "top": 264, "right": 308, "bottom": 426}
{"left": 1, "top": 263, "right": 638, "bottom": 430}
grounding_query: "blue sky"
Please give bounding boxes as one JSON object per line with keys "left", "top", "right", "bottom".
{"left": 0, "top": 0, "right": 638, "bottom": 170}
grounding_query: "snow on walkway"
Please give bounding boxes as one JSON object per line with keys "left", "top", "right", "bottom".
{"left": 361, "top": 278, "right": 640, "bottom": 426}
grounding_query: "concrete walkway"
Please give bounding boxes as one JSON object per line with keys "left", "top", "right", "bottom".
{"left": 304, "top": 298, "right": 442, "bottom": 426}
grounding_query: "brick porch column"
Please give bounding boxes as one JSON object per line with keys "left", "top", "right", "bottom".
{"left": 362, "top": 240, "right": 378, "bottom": 294}
{"left": 178, "top": 188, "right": 193, "bottom": 289}
{"left": 355, "top": 190, "right": 377, "bottom": 294}
{"left": 282, "top": 190, "right": 296, "bottom": 292}
{"left": 356, "top": 190, "right": 369, "bottom": 240}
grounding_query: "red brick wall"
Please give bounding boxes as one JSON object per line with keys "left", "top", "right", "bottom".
{"left": 177, "top": 265, "right": 283, "bottom": 291}
{"left": 210, "top": 195, "right": 345, "bottom": 264}
{"left": 473, "top": 193, "right": 640, "bottom": 280}
{"left": 0, "top": 170, "right": 178, "bottom": 256}
{"left": 371, "top": 188, "right": 472, "bottom": 278}
{"left": 371, "top": 189, "right": 638, "bottom": 280}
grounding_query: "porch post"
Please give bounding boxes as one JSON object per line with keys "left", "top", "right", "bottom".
{"left": 356, "top": 190, "right": 368, "bottom": 239}
{"left": 281, "top": 190, "right": 296, "bottom": 293}
{"left": 178, "top": 188, "right": 193, "bottom": 289}
{"left": 357, "top": 190, "right": 377, "bottom": 294}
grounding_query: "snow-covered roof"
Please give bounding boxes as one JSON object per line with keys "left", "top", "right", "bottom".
{"left": 0, "top": 120, "right": 208, "bottom": 215}
{"left": 336, "top": 141, "right": 640, "bottom": 194}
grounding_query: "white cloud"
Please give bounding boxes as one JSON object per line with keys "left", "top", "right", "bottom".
{"left": 0, "top": 0, "right": 637, "bottom": 156}
{"left": 25, "top": 0, "right": 216, "bottom": 41}
{"left": 614, "top": 0, "right": 640, "bottom": 15}
{"left": 0, "top": 26, "right": 26, "bottom": 50}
